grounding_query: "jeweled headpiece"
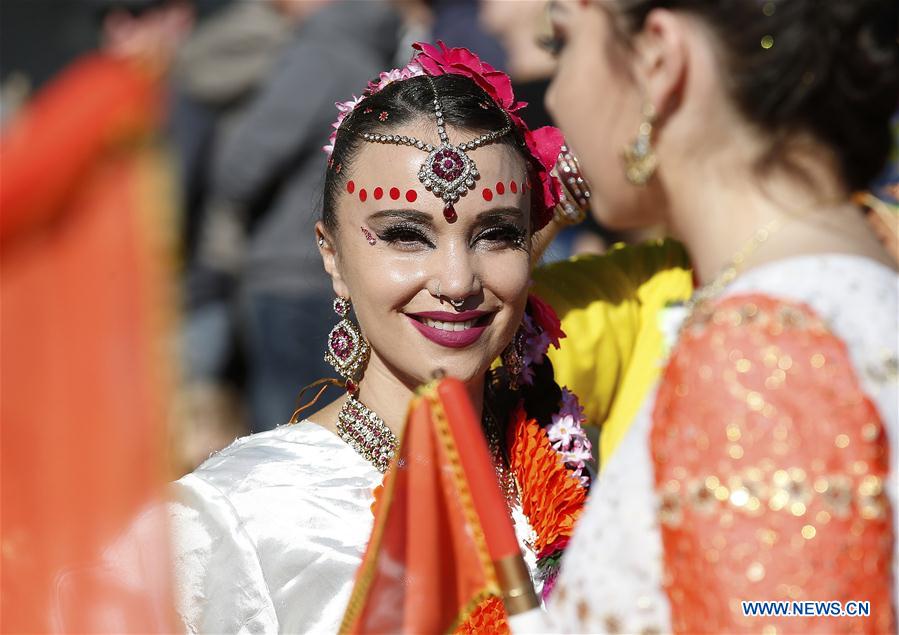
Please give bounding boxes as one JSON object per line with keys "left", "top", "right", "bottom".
{"left": 359, "top": 76, "right": 512, "bottom": 222}
{"left": 324, "top": 42, "right": 565, "bottom": 231}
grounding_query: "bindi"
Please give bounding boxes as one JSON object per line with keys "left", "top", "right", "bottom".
{"left": 361, "top": 226, "right": 377, "bottom": 246}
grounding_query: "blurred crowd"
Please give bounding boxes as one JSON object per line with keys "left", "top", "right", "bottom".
{"left": 2, "top": 0, "right": 895, "bottom": 477}
{"left": 1, "top": 0, "right": 613, "bottom": 477}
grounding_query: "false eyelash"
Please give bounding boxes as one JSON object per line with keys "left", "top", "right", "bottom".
{"left": 377, "top": 223, "right": 434, "bottom": 247}
{"left": 476, "top": 224, "right": 528, "bottom": 249}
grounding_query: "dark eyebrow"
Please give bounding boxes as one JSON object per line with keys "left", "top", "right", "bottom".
{"left": 367, "top": 209, "right": 435, "bottom": 225}
{"left": 474, "top": 207, "right": 527, "bottom": 225}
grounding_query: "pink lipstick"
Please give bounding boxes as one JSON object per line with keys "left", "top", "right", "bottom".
{"left": 405, "top": 310, "right": 492, "bottom": 349}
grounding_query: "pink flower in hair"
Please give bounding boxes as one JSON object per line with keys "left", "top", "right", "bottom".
{"left": 323, "top": 94, "right": 364, "bottom": 155}
{"left": 365, "top": 60, "right": 425, "bottom": 96}
{"left": 524, "top": 126, "right": 565, "bottom": 229}
{"left": 412, "top": 41, "right": 525, "bottom": 114}
{"left": 558, "top": 388, "right": 585, "bottom": 424}
{"left": 528, "top": 293, "right": 565, "bottom": 350}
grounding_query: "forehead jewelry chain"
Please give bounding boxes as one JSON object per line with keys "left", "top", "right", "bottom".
{"left": 359, "top": 76, "right": 512, "bottom": 223}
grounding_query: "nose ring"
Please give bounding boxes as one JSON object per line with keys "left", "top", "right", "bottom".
{"left": 449, "top": 298, "right": 465, "bottom": 309}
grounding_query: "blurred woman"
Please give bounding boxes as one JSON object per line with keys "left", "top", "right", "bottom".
{"left": 537, "top": 1, "right": 898, "bottom": 632}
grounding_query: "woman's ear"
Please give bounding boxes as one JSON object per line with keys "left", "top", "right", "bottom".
{"left": 632, "top": 8, "right": 688, "bottom": 120}
{"left": 316, "top": 221, "right": 350, "bottom": 298}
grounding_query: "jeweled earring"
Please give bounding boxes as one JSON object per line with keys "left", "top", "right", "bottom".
{"left": 622, "top": 103, "right": 658, "bottom": 186}
{"left": 324, "top": 297, "right": 370, "bottom": 394}
{"left": 501, "top": 326, "right": 527, "bottom": 389}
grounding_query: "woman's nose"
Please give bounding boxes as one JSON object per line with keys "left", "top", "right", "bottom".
{"left": 433, "top": 244, "right": 482, "bottom": 302}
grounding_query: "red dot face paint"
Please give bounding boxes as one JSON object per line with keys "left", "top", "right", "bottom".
{"left": 361, "top": 226, "right": 376, "bottom": 246}
{"left": 373, "top": 187, "right": 383, "bottom": 200}
{"left": 346, "top": 180, "right": 355, "bottom": 194}
{"left": 390, "top": 187, "right": 401, "bottom": 200}
{"left": 482, "top": 188, "right": 493, "bottom": 202}
{"left": 359, "top": 188, "right": 367, "bottom": 202}
{"left": 510, "top": 181, "right": 518, "bottom": 194}
{"left": 405, "top": 190, "right": 417, "bottom": 203}
{"left": 496, "top": 181, "right": 505, "bottom": 195}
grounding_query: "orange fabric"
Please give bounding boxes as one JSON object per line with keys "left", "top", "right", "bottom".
{"left": 342, "top": 379, "right": 513, "bottom": 634}
{"left": 0, "top": 53, "right": 175, "bottom": 632}
{"left": 652, "top": 295, "right": 895, "bottom": 634}
{"left": 436, "top": 379, "right": 520, "bottom": 560}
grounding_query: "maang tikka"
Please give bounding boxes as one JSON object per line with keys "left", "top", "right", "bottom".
{"left": 359, "top": 76, "right": 512, "bottom": 223}
{"left": 324, "top": 297, "right": 370, "bottom": 394}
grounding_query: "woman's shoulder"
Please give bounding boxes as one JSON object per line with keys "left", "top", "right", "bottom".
{"left": 174, "top": 421, "right": 369, "bottom": 499}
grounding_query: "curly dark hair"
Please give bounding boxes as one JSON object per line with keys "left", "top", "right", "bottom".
{"left": 613, "top": 0, "right": 899, "bottom": 191}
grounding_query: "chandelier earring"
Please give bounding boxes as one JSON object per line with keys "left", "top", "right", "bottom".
{"left": 324, "top": 297, "right": 370, "bottom": 394}
{"left": 501, "top": 325, "right": 527, "bottom": 389}
{"left": 622, "top": 102, "right": 658, "bottom": 186}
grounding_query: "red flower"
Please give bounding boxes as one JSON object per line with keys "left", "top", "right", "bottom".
{"left": 524, "top": 127, "right": 565, "bottom": 229}
{"left": 528, "top": 293, "right": 565, "bottom": 350}
{"left": 413, "top": 41, "right": 524, "bottom": 114}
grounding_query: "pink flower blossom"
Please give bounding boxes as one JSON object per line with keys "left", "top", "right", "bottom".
{"left": 524, "top": 126, "right": 565, "bottom": 230}
{"left": 547, "top": 413, "right": 577, "bottom": 447}
{"left": 558, "top": 388, "right": 585, "bottom": 424}
{"left": 520, "top": 314, "right": 551, "bottom": 376}
{"left": 365, "top": 61, "right": 424, "bottom": 95}
{"left": 528, "top": 293, "right": 565, "bottom": 350}
{"left": 412, "top": 41, "right": 523, "bottom": 113}
{"left": 323, "top": 94, "right": 364, "bottom": 155}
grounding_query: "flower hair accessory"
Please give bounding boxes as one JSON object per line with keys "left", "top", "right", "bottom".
{"left": 323, "top": 41, "right": 565, "bottom": 231}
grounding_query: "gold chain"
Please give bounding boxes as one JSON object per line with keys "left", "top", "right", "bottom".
{"left": 685, "top": 218, "right": 784, "bottom": 313}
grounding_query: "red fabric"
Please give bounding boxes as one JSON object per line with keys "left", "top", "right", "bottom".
{"left": 652, "top": 294, "right": 895, "bottom": 633}
{"left": 0, "top": 53, "right": 175, "bottom": 632}
{"left": 342, "top": 378, "right": 519, "bottom": 634}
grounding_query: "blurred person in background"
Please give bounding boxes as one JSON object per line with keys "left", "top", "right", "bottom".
{"left": 480, "top": 0, "right": 621, "bottom": 262}
{"left": 0, "top": 0, "right": 191, "bottom": 630}
{"left": 183, "top": 0, "right": 403, "bottom": 435}
{"left": 168, "top": 0, "right": 297, "bottom": 468}
{"left": 858, "top": 111, "right": 899, "bottom": 264}
{"left": 525, "top": 1, "right": 898, "bottom": 632}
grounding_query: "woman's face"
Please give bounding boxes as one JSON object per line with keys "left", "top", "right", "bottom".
{"left": 545, "top": 0, "right": 663, "bottom": 229}
{"left": 319, "top": 128, "right": 532, "bottom": 389}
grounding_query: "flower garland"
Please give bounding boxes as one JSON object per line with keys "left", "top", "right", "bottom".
{"left": 455, "top": 294, "right": 592, "bottom": 633}
{"left": 508, "top": 294, "right": 591, "bottom": 595}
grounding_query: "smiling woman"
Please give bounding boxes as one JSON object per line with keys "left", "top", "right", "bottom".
{"left": 167, "top": 43, "right": 592, "bottom": 633}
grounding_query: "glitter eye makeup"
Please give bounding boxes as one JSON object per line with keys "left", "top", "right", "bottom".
{"left": 361, "top": 226, "right": 377, "bottom": 245}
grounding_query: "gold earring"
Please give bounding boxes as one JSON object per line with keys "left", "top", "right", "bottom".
{"left": 622, "top": 103, "right": 658, "bottom": 186}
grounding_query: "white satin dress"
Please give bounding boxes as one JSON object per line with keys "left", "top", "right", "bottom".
{"left": 170, "top": 419, "right": 543, "bottom": 634}
{"left": 170, "top": 421, "right": 381, "bottom": 634}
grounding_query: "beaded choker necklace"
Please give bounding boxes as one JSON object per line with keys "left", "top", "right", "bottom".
{"left": 337, "top": 395, "right": 398, "bottom": 473}
{"left": 359, "top": 76, "right": 512, "bottom": 223}
{"left": 338, "top": 395, "right": 518, "bottom": 507}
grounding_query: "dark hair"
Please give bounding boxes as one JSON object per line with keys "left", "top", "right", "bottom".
{"left": 615, "top": 0, "right": 899, "bottom": 190}
{"left": 322, "top": 73, "right": 531, "bottom": 232}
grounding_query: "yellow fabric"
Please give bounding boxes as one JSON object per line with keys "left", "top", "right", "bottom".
{"left": 532, "top": 240, "right": 692, "bottom": 468}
